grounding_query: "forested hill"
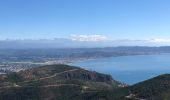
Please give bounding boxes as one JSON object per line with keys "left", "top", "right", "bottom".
{"left": 0, "top": 64, "right": 122, "bottom": 100}
{"left": 79, "top": 74, "right": 170, "bottom": 100}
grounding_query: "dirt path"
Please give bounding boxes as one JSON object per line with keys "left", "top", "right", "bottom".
{"left": 0, "top": 84, "right": 81, "bottom": 89}
{"left": 18, "top": 69, "right": 79, "bottom": 84}
{"left": 0, "top": 68, "right": 80, "bottom": 89}
{"left": 32, "top": 69, "right": 79, "bottom": 81}
{"left": 39, "top": 84, "right": 80, "bottom": 88}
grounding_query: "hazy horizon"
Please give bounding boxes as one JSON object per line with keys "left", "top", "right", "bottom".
{"left": 1, "top": 36, "right": 170, "bottom": 48}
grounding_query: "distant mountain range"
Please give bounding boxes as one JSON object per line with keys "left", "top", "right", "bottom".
{"left": 0, "top": 38, "right": 170, "bottom": 49}
{"left": 0, "top": 39, "right": 114, "bottom": 48}
{"left": 0, "top": 64, "right": 169, "bottom": 100}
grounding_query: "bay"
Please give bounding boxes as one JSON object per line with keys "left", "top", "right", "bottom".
{"left": 71, "top": 53, "right": 170, "bottom": 85}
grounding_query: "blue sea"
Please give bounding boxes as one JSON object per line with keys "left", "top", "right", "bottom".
{"left": 71, "top": 53, "right": 170, "bottom": 85}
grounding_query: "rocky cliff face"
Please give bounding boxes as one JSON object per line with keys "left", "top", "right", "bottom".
{"left": 63, "top": 69, "right": 113, "bottom": 82}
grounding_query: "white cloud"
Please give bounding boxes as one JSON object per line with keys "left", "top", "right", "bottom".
{"left": 150, "top": 38, "right": 170, "bottom": 43}
{"left": 70, "top": 35, "right": 109, "bottom": 42}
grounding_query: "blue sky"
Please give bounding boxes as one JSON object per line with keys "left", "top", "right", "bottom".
{"left": 0, "top": 0, "right": 170, "bottom": 40}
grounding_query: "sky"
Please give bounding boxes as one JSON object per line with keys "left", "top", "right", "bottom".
{"left": 0, "top": 0, "right": 170, "bottom": 45}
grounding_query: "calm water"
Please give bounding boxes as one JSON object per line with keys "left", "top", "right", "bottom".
{"left": 71, "top": 54, "right": 170, "bottom": 85}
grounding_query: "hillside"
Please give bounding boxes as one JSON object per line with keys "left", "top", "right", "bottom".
{"left": 126, "top": 74, "right": 170, "bottom": 100}
{"left": 0, "top": 64, "right": 122, "bottom": 100}
{"left": 78, "top": 74, "right": 170, "bottom": 100}
{"left": 0, "top": 64, "right": 170, "bottom": 100}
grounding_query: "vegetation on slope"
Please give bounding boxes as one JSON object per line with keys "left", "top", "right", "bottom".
{"left": 0, "top": 64, "right": 170, "bottom": 100}
{"left": 78, "top": 74, "right": 170, "bottom": 100}
{"left": 0, "top": 64, "right": 122, "bottom": 100}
